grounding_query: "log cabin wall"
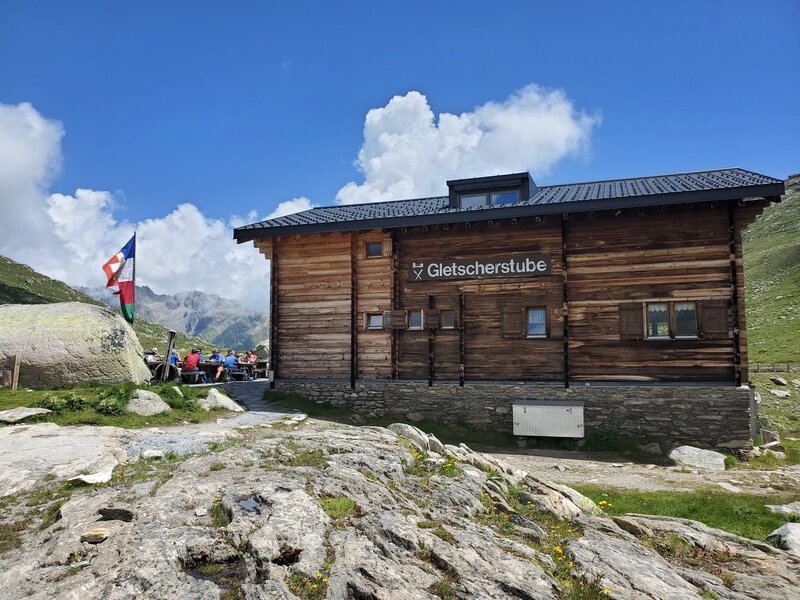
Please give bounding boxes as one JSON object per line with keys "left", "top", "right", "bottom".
{"left": 354, "top": 230, "right": 393, "bottom": 379}
{"left": 566, "top": 204, "right": 736, "bottom": 383}
{"left": 395, "top": 217, "right": 565, "bottom": 381}
{"left": 267, "top": 202, "right": 768, "bottom": 385}
{"left": 274, "top": 233, "right": 352, "bottom": 378}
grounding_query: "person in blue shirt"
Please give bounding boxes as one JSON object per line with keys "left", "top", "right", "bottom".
{"left": 198, "top": 349, "right": 206, "bottom": 362}
{"left": 207, "top": 349, "right": 223, "bottom": 364}
{"left": 169, "top": 349, "right": 180, "bottom": 365}
{"left": 223, "top": 350, "right": 238, "bottom": 369}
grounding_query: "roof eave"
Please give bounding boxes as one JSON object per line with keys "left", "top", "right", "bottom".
{"left": 232, "top": 181, "right": 785, "bottom": 243}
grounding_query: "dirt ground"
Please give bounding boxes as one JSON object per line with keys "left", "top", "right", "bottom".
{"left": 481, "top": 447, "right": 800, "bottom": 496}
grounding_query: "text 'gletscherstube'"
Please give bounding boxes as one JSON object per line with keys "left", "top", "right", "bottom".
{"left": 409, "top": 254, "right": 550, "bottom": 281}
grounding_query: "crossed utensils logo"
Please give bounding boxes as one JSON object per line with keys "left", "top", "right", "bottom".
{"left": 412, "top": 262, "right": 424, "bottom": 280}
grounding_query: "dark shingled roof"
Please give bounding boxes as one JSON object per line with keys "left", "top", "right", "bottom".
{"left": 234, "top": 168, "right": 784, "bottom": 241}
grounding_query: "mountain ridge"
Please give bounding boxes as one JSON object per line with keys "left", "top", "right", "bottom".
{"left": 78, "top": 284, "right": 269, "bottom": 351}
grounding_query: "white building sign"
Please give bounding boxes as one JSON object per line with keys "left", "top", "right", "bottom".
{"left": 409, "top": 254, "right": 550, "bottom": 281}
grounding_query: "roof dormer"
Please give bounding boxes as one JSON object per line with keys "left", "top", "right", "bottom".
{"left": 446, "top": 172, "right": 537, "bottom": 210}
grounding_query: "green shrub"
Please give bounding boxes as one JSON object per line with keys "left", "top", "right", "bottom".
{"left": 97, "top": 393, "right": 125, "bottom": 416}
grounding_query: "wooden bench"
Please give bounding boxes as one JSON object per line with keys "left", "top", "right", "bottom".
{"left": 180, "top": 370, "right": 206, "bottom": 384}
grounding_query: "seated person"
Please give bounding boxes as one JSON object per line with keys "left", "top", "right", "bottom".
{"left": 149, "top": 347, "right": 162, "bottom": 361}
{"left": 182, "top": 349, "right": 207, "bottom": 383}
{"left": 240, "top": 350, "right": 257, "bottom": 364}
{"left": 207, "top": 349, "right": 223, "bottom": 363}
{"left": 169, "top": 349, "right": 180, "bottom": 365}
{"left": 198, "top": 348, "right": 205, "bottom": 362}
{"left": 215, "top": 350, "right": 248, "bottom": 381}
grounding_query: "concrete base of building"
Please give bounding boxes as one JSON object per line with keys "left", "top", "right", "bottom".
{"left": 272, "top": 379, "right": 754, "bottom": 451}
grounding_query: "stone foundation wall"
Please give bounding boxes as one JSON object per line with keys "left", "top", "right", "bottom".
{"left": 273, "top": 379, "right": 753, "bottom": 450}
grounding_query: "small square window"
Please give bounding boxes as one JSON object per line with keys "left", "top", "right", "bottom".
{"left": 440, "top": 310, "right": 455, "bottom": 329}
{"left": 366, "top": 242, "right": 383, "bottom": 258}
{"left": 526, "top": 307, "right": 546, "bottom": 337}
{"left": 407, "top": 310, "right": 423, "bottom": 330}
{"left": 490, "top": 190, "right": 518, "bottom": 205}
{"left": 675, "top": 302, "right": 698, "bottom": 337}
{"left": 460, "top": 193, "right": 487, "bottom": 209}
{"left": 646, "top": 303, "right": 670, "bottom": 338}
{"left": 366, "top": 313, "right": 383, "bottom": 330}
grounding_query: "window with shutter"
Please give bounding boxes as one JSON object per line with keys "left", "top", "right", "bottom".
{"left": 698, "top": 300, "right": 730, "bottom": 339}
{"left": 501, "top": 305, "right": 525, "bottom": 339}
{"left": 390, "top": 310, "right": 407, "bottom": 329}
{"left": 424, "top": 309, "right": 440, "bottom": 329}
{"left": 384, "top": 310, "right": 407, "bottom": 329}
{"left": 619, "top": 303, "right": 644, "bottom": 340}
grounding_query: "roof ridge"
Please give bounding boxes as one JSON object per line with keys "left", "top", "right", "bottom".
{"left": 538, "top": 167, "right": 768, "bottom": 189}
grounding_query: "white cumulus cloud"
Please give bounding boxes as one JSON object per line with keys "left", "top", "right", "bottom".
{"left": 0, "top": 102, "right": 269, "bottom": 310}
{"left": 336, "top": 85, "right": 600, "bottom": 204}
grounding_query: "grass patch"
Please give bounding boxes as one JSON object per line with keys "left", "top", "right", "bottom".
{"left": 0, "top": 382, "right": 222, "bottom": 429}
{"left": 0, "top": 520, "right": 26, "bottom": 555}
{"left": 428, "top": 577, "right": 459, "bottom": 599}
{"left": 438, "top": 459, "right": 463, "bottom": 478}
{"left": 285, "top": 448, "right": 327, "bottom": 468}
{"left": 285, "top": 570, "right": 329, "bottom": 600}
{"left": 319, "top": 496, "right": 359, "bottom": 520}
{"left": 209, "top": 501, "right": 231, "bottom": 527}
{"left": 574, "top": 485, "right": 798, "bottom": 541}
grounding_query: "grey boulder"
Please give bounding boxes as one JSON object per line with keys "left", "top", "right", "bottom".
{"left": 668, "top": 445, "right": 727, "bottom": 471}
{"left": 767, "top": 523, "right": 800, "bottom": 556}
{"left": 126, "top": 390, "right": 171, "bottom": 416}
{"left": 198, "top": 388, "right": 244, "bottom": 412}
{"left": 0, "top": 407, "right": 51, "bottom": 424}
{"left": 0, "top": 302, "right": 151, "bottom": 388}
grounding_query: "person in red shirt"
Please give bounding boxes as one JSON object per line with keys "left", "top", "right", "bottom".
{"left": 182, "top": 349, "right": 206, "bottom": 382}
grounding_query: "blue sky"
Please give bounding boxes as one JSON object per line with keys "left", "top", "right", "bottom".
{"left": 0, "top": 1, "right": 798, "bottom": 304}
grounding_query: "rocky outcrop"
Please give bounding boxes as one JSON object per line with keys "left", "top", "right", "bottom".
{"left": 126, "top": 390, "right": 171, "bottom": 416}
{"left": 198, "top": 388, "right": 243, "bottom": 412}
{"left": 668, "top": 445, "right": 727, "bottom": 471}
{"left": 0, "top": 407, "right": 51, "bottom": 423}
{"left": 0, "top": 423, "right": 797, "bottom": 599}
{"left": 0, "top": 302, "right": 151, "bottom": 388}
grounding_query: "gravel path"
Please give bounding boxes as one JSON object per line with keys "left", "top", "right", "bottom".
{"left": 482, "top": 447, "right": 800, "bottom": 495}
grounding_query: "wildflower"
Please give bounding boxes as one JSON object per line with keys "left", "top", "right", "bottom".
{"left": 568, "top": 561, "right": 574, "bottom": 568}
{"left": 322, "top": 578, "right": 329, "bottom": 583}
{"left": 553, "top": 545, "right": 563, "bottom": 553}
{"left": 603, "top": 589, "right": 612, "bottom": 595}
{"left": 312, "top": 584, "right": 318, "bottom": 589}
{"left": 314, "top": 572, "right": 322, "bottom": 578}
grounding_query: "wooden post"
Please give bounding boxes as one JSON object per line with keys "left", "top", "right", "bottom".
{"left": 458, "top": 293, "right": 465, "bottom": 386}
{"left": 391, "top": 230, "right": 399, "bottom": 380}
{"left": 269, "top": 248, "right": 278, "bottom": 389}
{"left": 561, "top": 214, "right": 570, "bottom": 389}
{"left": 11, "top": 355, "right": 20, "bottom": 391}
{"left": 728, "top": 201, "right": 742, "bottom": 387}
{"left": 428, "top": 295, "right": 435, "bottom": 387}
{"left": 350, "top": 232, "right": 357, "bottom": 389}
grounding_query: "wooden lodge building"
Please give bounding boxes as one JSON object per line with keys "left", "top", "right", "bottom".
{"left": 234, "top": 168, "right": 785, "bottom": 449}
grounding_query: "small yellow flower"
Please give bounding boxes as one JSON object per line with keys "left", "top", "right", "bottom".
{"left": 603, "top": 589, "right": 612, "bottom": 595}
{"left": 322, "top": 578, "right": 329, "bottom": 583}
{"left": 312, "top": 584, "right": 318, "bottom": 589}
{"left": 314, "top": 572, "right": 322, "bottom": 578}
{"left": 553, "top": 545, "right": 563, "bottom": 553}
{"left": 568, "top": 561, "right": 574, "bottom": 568}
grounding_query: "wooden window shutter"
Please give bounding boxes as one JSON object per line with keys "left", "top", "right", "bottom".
{"left": 501, "top": 305, "right": 525, "bottom": 339}
{"left": 619, "top": 303, "right": 644, "bottom": 340}
{"left": 424, "top": 309, "right": 440, "bottom": 329}
{"left": 381, "top": 237, "right": 392, "bottom": 257}
{"left": 390, "top": 309, "right": 407, "bottom": 329}
{"left": 698, "top": 300, "right": 730, "bottom": 339}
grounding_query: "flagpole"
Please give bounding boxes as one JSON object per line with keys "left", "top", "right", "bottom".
{"left": 132, "top": 231, "right": 136, "bottom": 323}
